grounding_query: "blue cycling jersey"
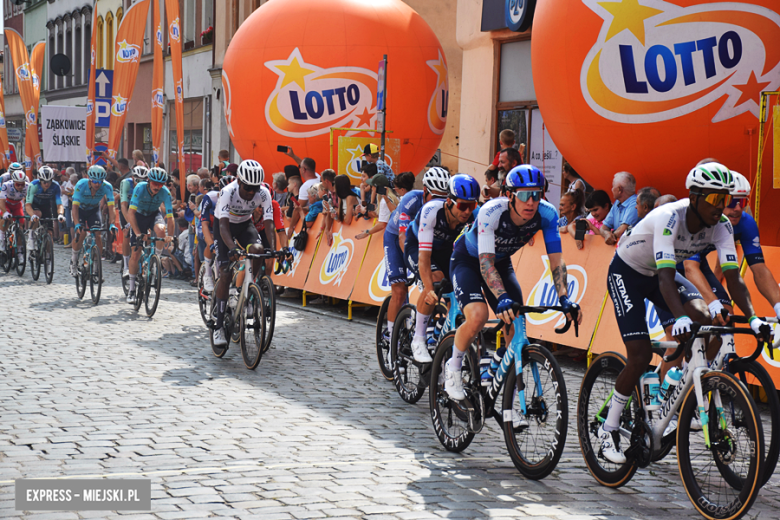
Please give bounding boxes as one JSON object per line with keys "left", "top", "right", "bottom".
{"left": 119, "top": 177, "right": 136, "bottom": 204}
{"left": 129, "top": 181, "right": 173, "bottom": 217}
{"left": 25, "top": 179, "right": 62, "bottom": 206}
{"left": 72, "top": 178, "right": 114, "bottom": 211}
{"left": 385, "top": 190, "right": 424, "bottom": 236}
{"left": 200, "top": 190, "right": 219, "bottom": 226}
{"left": 407, "top": 198, "right": 478, "bottom": 251}
{"left": 461, "top": 197, "right": 561, "bottom": 260}
{"left": 686, "top": 212, "right": 763, "bottom": 266}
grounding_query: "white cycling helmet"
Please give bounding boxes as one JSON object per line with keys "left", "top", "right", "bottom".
{"left": 37, "top": 165, "right": 55, "bottom": 181}
{"left": 730, "top": 171, "right": 751, "bottom": 199}
{"left": 237, "top": 159, "right": 264, "bottom": 186}
{"left": 10, "top": 170, "right": 26, "bottom": 183}
{"left": 422, "top": 166, "right": 450, "bottom": 193}
{"left": 132, "top": 165, "right": 148, "bottom": 179}
{"left": 8, "top": 162, "right": 23, "bottom": 174}
{"left": 685, "top": 162, "right": 734, "bottom": 192}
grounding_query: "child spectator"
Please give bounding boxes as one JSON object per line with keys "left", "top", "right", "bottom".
{"left": 302, "top": 183, "right": 324, "bottom": 230}
{"left": 481, "top": 168, "right": 498, "bottom": 203}
{"left": 356, "top": 162, "right": 378, "bottom": 220}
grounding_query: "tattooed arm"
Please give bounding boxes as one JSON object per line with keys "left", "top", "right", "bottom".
{"left": 479, "top": 252, "right": 506, "bottom": 300}
{"left": 548, "top": 253, "right": 569, "bottom": 298}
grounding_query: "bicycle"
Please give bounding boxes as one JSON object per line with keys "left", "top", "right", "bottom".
{"left": 130, "top": 235, "right": 165, "bottom": 317}
{"left": 429, "top": 302, "right": 577, "bottom": 480}
{"left": 254, "top": 250, "right": 293, "bottom": 354}
{"left": 577, "top": 318, "right": 779, "bottom": 520}
{"left": 29, "top": 218, "right": 57, "bottom": 284}
{"left": 376, "top": 273, "right": 417, "bottom": 381}
{"left": 1, "top": 215, "right": 29, "bottom": 276}
{"left": 74, "top": 225, "right": 106, "bottom": 305}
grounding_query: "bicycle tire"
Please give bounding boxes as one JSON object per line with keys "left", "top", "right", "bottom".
{"left": 14, "top": 226, "right": 26, "bottom": 277}
{"left": 43, "top": 234, "right": 54, "bottom": 284}
{"left": 727, "top": 359, "right": 779, "bottom": 487}
{"left": 240, "top": 283, "right": 266, "bottom": 370}
{"left": 677, "top": 370, "right": 764, "bottom": 520}
{"left": 121, "top": 265, "right": 130, "bottom": 295}
{"left": 376, "top": 296, "right": 394, "bottom": 381}
{"left": 197, "top": 263, "right": 210, "bottom": 326}
{"left": 259, "top": 275, "right": 276, "bottom": 354}
{"left": 104, "top": 229, "right": 115, "bottom": 263}
{"left": 429, "top": 332, "right": 479, "bottom": 453}
{"left": 75, "top": 250, "right": 87, "bottom": 299}
{"left": 30, "top": 234, "right": 41, "bottom": 281}
{"left": 209, "top": 276, "right": 228, "bottom": 358}
{"left": 89, "top": 247, "right": 102, "bottom": 305}
{"left": 1, "top": 243, "right": 11, "bottom": 273}
{"left": 577, "top": 352, "right": 639, "bottom": 487}
{"left": 133, "top": 264, "right": 145, "bottom": 312}
{"left": 391, "top": 305, "right": 425, "bottom": 404}
{"left": 502, "top": 344, "right": 568, "bottom": 480}
{"left": 145, "top": 255, "right": 162, "bottom": 317}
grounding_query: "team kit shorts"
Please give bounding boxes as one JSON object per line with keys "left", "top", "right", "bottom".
{"left": 213, "top": 219, "right": 262, "bottom": 266}
{"left": 129, "top": 211, "right": 165, "bottom": 247}
{"left": 449, "top": 238, "right": 523, "bottom": 312}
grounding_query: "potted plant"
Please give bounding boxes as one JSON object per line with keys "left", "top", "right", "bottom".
{"left": 200, "top": 26, "right": 213, "bottom": 45}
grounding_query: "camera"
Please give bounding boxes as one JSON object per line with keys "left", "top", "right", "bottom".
{"left": 375, "top": 186, "right": 387, "bottom": 196}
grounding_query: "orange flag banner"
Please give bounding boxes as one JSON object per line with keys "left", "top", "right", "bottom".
{"left": 151, "top": 0, "right": 165, "bottom": 166}
{"left": 30, "top": 41, "right": 45, "bottom": 168}
{"left": 106, "top": 0, "right": 151, "bottom": 160}
{"left": 5, "top": 28, "right": 41, "bottom": 178}
{"left": 0, "top": 74, "right": 10, "bottom": 169}
{"left": 165, "top": 0, "right": 185, "bottom": 199}
{"left": 86, "top": 6, "right": 99, "bottom": 165}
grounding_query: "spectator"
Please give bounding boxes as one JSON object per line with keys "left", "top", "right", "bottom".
{"left": 283, "top": 176, "right": 302, "bottom": 218}
{"left": 485, "top": 147, "right": 523, "bottom": 200}
{"left": 285, "top": 157, "right": 319, "bottom": 239}
{"left": 599, "top": 171, "right": 638, "bottom": 245}
{"left": 558, "top": 189, "right": 585, "bottom": 232}
{"left": 302, "top": 183, "right": 323, "bottom": 230}
{"left": 183, "top": 174, "right": 201, "bottom": 284}
{"left": 162, "top": 218, "right": 192, "bottom": 279}
{"left": 563, "top": 161, "right": 592, "bottom": 195}
{"left": 272, "top": 173, "right": 288, "bottom": 206}
{"left": 654, "top": 194, "right": 677, "bottom": 208}
{"left": 216, "top": 149, "right": 230, "bottom": 170}
{"left": 488, "top": 129, "right": 526, "bottom": 172}
{"left": 481, "top": 168, "right": 498, "bottom": 204}
{"left": 636, "top": 186, "right": 661, "bottom": 220}
{"left": 355, "top": 173, "right": 408, "bottom": 240}
{"left": 569, "top": 189, "right": 612, "bottom": 250}
{"left": 196, "top": 167, "right": 210, "bottom": 180}
{"left": 333, "top": 175, "right": 361, "bottom": 226}
{"left": 132, "top": 149, "right": 148, "bottom": 167}
{"left": 356, "top": 162, "right": 379, "bottom": 220}
{"left": 362, "top": 143, "right": 394, "bottom": 183}
{"left": 284, "top": 164, "right": 300, "bottom": 181}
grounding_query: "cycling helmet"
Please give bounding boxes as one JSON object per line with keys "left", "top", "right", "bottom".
{"left": 87, "top": 165, "right": 107, "bottom": 181}
{"left": 423, "top": 166, "right": 450, "bottom": 193}
{"left": 37, "top": 166, "right": 55, "bottom": 181}
{"left": 448, "top": 174, "right": 480, "bottom": 201}
{"left": 730, "top": 172, "right": 751, "bottom": 198}
{"left": 8, "top": 162, "right": 23, "bottom": 174}
{"left": 132, "top": 165, "right": 148, "bottom": 179}
{"left": 10, "top": 170, "right": 26, "bottom": 183}
{"left": 237, "top": 159, "right": 264, "bottom": 186}
{"left": 220, "top": 175, "right": 236, "bottom": 190}
{"left": 504, "top": 165, "right": 545, "bottom": 191}
{"left": 685, "top": 162, "right": 734, "bottom": 191}
{"left": 147, "top": 167, "right": 168, "bottom": 184}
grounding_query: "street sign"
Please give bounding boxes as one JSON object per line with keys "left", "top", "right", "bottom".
{"left": 377, "top": 60, "right": 386, "bottom": 112}
{"left": 95, "top": 98, "right": 112, "bottom": 127}
{"left": 94, "top": 69, "right": 113, "bottom": 98}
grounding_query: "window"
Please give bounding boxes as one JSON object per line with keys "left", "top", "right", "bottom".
{"left": 184, "top": 0, "right": 195, "bottom": 46}
{"left": 57, "top": 31, "right": 63, "bottom": 89}
{"left": 499, "top": 40, "right": 535, "bottom": 103}
{"left": 66, "top": 26, "right": 73, "bottom": 87}
{"left": 169, "top": 99, "right": 204, "bottom": 173}
{"left": 106, "top": 12, "right": 114, "bottom": 70}
{"left": 49, "top": 35, "right": 56, "bottom": 90}
{"left": 117, "top": 7, "right": 123, "bottom": 27}
{"left": 97, "top": 16, "right": 104, "bottom": 69}
{"left": 204, "top": 0, "right": 213, "bottom": 29}
{"left": 75, "top": 26, "right": 82, "bottom": 86}
{"left": 84, "top": 21, "right": 91, "bottom": 82}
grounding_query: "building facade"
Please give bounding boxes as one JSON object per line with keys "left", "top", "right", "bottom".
{"left": 4, "top": 0, "right": 26, "bottom": 162}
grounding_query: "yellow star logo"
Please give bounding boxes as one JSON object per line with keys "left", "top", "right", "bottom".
{"left": 598, "top": 0, "right": 663, "bottom": 46}
{"left": 427, "top": 50, "right": 448, "bottom": 89}
{"left": 272, "top": 56, "right": 315, "bottom": 90}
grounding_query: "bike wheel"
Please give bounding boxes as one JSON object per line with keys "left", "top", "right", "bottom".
{"left": 197, "top": 263, "right": 210, "bottom": 326}
{"left": 502, "top": 344, "right": 568, "bottom": 480}
{"left": 391, "top": 306, "right": 425, "bottom": 404}
{"left": 1, "top": 240, "right": 11, "bottom": 273}
{"left": 577, "top": 352, "right": 639, "bottom": 487}
{"left": 30, "top": 236, "right": 41, "bottom": 281}
{"left": 75, "top": 251, "right": 87, "bottom": 299}
{"left": 89, "top": 247, "right": 102, "bottom": 305}
{"left": 240, "top": 283, "right": 267, "bottom": 370}
{"left": 145, "top": 255, "right": 162, "bottom": 317}
{"left": 103, "top": 229, "right": 115, "bottom": 262}
{"left": 376, "top": 296, "right": 394, "bottom": 381}
{"left": 14, "top": 227, "right": 26, "bottom": 276}
{"left": 727, "top": 359, "right": 780, "bottom": 487}
{"left": 259, "top": 275, "right": 276, "bottom": 353}
{"left": 133, "top": 265, "right": 145, "bottom": 312}
{"left": 677, "top": 370, "right": 764, "bottom": 520}
{"left": 43, "top": 234, "right": 54, "bottom": 284}
{"left": 428, "top": 332, "right": 479, "bottom": 452}
{"left": 208, "top": 276, "right": 228, "bottom": 358}
{"left": 121, "top": 264, "right": 130, "bottom": 295}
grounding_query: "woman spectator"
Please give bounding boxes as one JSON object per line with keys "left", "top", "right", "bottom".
{"left": 563, "top": 161, "right": 592, "bottom": 195}
{"left": 333, "top": 175, "right": 361, "bottom": 226}
{"left": 355, "top": 171, "right": 414, "bottom": 241}
{"left": 272, "top": 172, "right": 288, "bottom": 206}
{"left": 558, "top": 189, "right": 585, "bottom": 232}
{"left": 132, "top": 149, "right": 148, "bottom": 168}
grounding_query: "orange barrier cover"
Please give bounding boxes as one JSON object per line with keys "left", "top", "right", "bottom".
{"left": 350, "top": 230, "right": 393, "bottom": 305}
{"left": 304, "top": 220, "right": 369, "bottom": 301}
{"left": 270, "top": 215, "right": 322, "bottom": 290}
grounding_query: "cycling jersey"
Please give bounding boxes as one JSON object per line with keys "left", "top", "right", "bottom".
{"left": 119, "top": 177, "right": 136, "bottom": 204}
{"left": 254, "top": 199, "right": 284, "bottom": 232}
{"left": 0, "top": 173, "right": 11, "bottom": 184}
{"left": 385, "top": 190, "right": 423, "bottom": 236}
{"left": 200, "top": 190, "right": 219, "bottom": 227}
{"left": 215, "top": 182, "right": 273, "bottom": 224}
{"left": 25, "top": 179, "right": 62, "bottom": 207}
{"left": 0, "top": 179, "right": 29, "bottom": 204}
{"left": 408, "top": 199, "right": 478, "bottom": 252}
{"left": 71, "top": 178, "right": 114, "bottom": 211}
{"left": 129, "top": 181, "right": 173, "bottom": 218}
{"left": 616, "top": 199, "right": 738, "bottom": 277}
{"left": 462, "top": 197, "right": 561, "bottom": 260}
{"left": 686, "top": 211, "right": 763, "bottom": 266}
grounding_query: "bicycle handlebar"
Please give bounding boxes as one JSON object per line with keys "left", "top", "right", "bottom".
{"left": 510, "top": 302, "right": 579, "bottom": 337}
{"left": 234, "top": 248, "right": 294, "bottom": 275}
{"left": 661, "top": 317, "right": 780, "bottom": 363}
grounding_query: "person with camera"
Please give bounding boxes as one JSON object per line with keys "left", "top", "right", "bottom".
{"left": 355, "top": 171, "right": 415, "bottom": 241}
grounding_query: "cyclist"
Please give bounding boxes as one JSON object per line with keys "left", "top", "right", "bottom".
{"left": 119, "top": 165, "right": 148, "bottom": 280}
{"left": 69, "top": 165, "right": 116, "bottom": 276}
{"left": 211, "top": 160, "right": 276, "bottom": 347}
{"left": 126, "top": 167, "right": 175, "bottom": 304}
{"left": 0, "top": 162, "right": 24, "bottom": 184}
{"left": 0, "top": 167, "right": 29, "bottom": 263}
{"left": 598, "top": 162, "right": 771, "bottom": 464}
{"left": 25, "top": 165, "right": 66, "bottom": 245}
{"left": 404, "top": 173, "right": 480, "bottom": 362}
{"left": 447, "top": 165, "right": 582, "bottom": 427}
{"left": 199, "top": 175, "right": 232, "bottom": 292}
{"left": 383, "top": 167, "right": 450, "bottom": 344}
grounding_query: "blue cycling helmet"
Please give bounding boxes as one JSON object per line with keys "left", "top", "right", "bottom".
{"left": 147, "top": 167, "right": 168, "bottom": 183}
{"left": 8, "top": 162, "right": 24, "bottom": 174}
{"left": 448, "top": 174, "right": 480, "bottom": 201}
{"left": 87, "top": 165, "right": 107, "bottom": 181}
{"left": 503, "top": 164, "right": 545, "bottom": 192}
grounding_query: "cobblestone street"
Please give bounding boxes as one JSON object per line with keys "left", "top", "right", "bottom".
{"left": 1, "top": 247, "right": 778, "bottom": 519}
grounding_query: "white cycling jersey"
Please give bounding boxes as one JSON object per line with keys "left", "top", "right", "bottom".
{"left": 0, "top": 179, "right": 29, "bottom": 203}
{"left": 214, "top": 181, "right": 273, "bottom": 224}
{"left": 616, "top": 198, "right": 739, "bottom": 277}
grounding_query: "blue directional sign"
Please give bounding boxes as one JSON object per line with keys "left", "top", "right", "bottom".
{"left": 94, "top": 69, "right": 113, "bottom": 127}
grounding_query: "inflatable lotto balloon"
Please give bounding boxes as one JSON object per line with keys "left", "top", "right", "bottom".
{"left": 222, "top": 0, "right": 448, "bottom": 180}
{"left": 533, "top": 0, "right": 780, "bottom": 199}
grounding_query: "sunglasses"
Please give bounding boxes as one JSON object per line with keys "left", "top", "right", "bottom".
{"left": 150, "top": 181, "right": 164, "bottom": 189}
{"left": 512, "top": 190, "right": 543, "bottom": 202}
{"left": 699, "top": 192, "right": 732, "bottom": 207}
{"left": 726, "top": 198, "right": 745, "bottom": 209}
{"left": 241, "top": 182, "right": 258, "bottom": 193}
{"left": 456, "top": 200, "right": 477, "bottom": 211}
{"left": 89, "top": 179, "right": 102, "bottom": 185}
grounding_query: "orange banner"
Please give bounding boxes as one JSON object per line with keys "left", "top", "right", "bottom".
{"left": 106, "top": 0, "right": 151, "bottom": 160}
{"left": 0, "top": 73, "right": 9, "bottom": 169}
{"left": 304, "top": 221, "right": 370, "bottom": 300}
{"left": 350, "top": 232, "right": 393, "bottom": 306}
{"left": 5, "top": 29, "right": 40, "bottom": 178}
{"left": 86, "top": 5, "right": 99, "bottom": 164}
{"left": 30, "top": 41, "right": 45, "bottom": 167}
{"left": 151, "top": 0, "right": 165, "bottom": 166}
{"left": 164, "top": 0, "right": 185, "bottom": 200}
{"left": 270, "top": 215, "right": 323, "bottom": 290}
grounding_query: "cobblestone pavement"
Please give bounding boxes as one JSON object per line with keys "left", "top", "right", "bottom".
{"left": 1, "top": 247, "right": 778, "bottom": 519}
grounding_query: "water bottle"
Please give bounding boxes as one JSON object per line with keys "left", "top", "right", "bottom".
{"left": 659, "top": 367, "right": 682, "bottom": 401}
{"left": 640, "top": 371, "right": 661, "bottom": 411}
{"left": 480, "top": 354, "right": 492, "bottom": 387}
{"left": 428, "top": 316, "right": 446, "bottom": 346}
{"left": 489, "top": 346, "right": 507, "bottom": 379}
{"left": 228, "top": 286, "right": 238, "bottom": 309}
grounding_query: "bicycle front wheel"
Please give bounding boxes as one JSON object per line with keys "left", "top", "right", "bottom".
{"left": 391, "top": 305, "right": 425, "bottom": 404}
{"left": 43, "top": 234, "right": 54, "bottom": 284}
{"left": 14, "top": 227, "right": 26, "bottom": 277}
{"left": 259, "top": 275, "right": 276, "bottom": 353}
{"left": 240, "top": 283, "right": 266, "bottom": 370}
{"left": 75, "top": 251, "right": 87, "bottom": 299}
{"left": 1, "top": 238, "right": 11, "bottom": 273}
{"left": 677, "top": 370, "right": 764, "bottom": 520}
{"left": 145, "top": 255, "right": 162, "bottom": 317}
{"left": 89, "top": 246, "right": 102, "bottom": 305}
{"left": 376, "top": 296, "right": 394, "bottom": 381}
{"left": 133, "top": 265, "right": 145, "bottom": 312}
{"left": 208, "top": 276, "right": 228, "bottom": 358}
{"left": 502, "top": 344, "right": 568, "bottom": 480}
{"left": 30, "top": 235, "right": 41, "bottom": 281}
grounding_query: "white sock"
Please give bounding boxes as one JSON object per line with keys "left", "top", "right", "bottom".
{"left": 414, "top": 312, "right": 430, "bottom": 339}
{"left": 71, "top": 249, "right": 78, "bottom": 262}
{"left": 129, "top": 275, "right": 136, "bottom": 293}
{"left": 449, "top": 347, "right": 466, "bottom": 371}
{"left": 123, "top": 255, "right": 129, "bottom": 270}
{"left": 203, "top": 258, "right": 213, "bottom": 278}
{"left": 604, "top": 390, "right": 629, "bottom": 432}
{"left": 387, "top": 319, "right": 394, "bottom": 339}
